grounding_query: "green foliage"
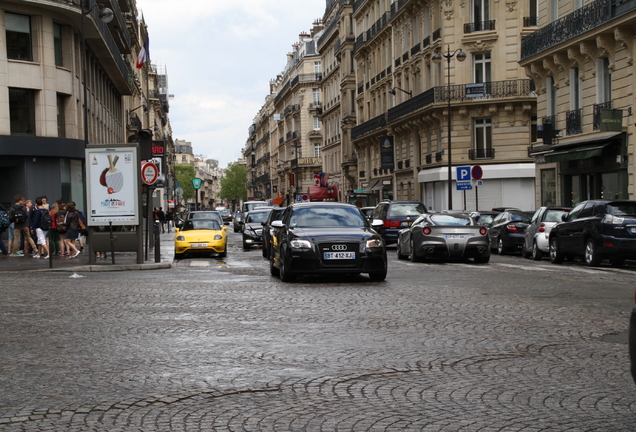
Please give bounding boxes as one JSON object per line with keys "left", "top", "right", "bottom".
{"left": 175, "top": 165, "right": 195, "bottom": 200}
{"left": 219, "top": 162, "right": 247, "bottom": 203}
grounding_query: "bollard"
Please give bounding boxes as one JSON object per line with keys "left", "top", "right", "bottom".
{"left": 154, "top": 222, "right": 160, "bottom": 263}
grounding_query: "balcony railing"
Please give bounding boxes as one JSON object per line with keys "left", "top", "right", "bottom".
{"left": 523, "top": 16, "right": 538, "bottom": 26}
{"left": 469, "top": 148, "right": 495, "bottom": 159}
{"left": 593, "top": 101, "right": 612, "bottom": 130}
{"left": 464, "top": 20, "right": 496, "bottom": 33}
{"left": 521, "top": 0, "right": 619, "bottom": 59}
{"left": 566, "top": 108, "right": 583, "bottom": 135}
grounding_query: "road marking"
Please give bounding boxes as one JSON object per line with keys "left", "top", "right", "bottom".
{"left": 190, "top": 261, "right": 209, "bottom": 267}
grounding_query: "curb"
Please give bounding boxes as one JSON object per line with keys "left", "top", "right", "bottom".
{"left": 35, "top": 262, "right": 173, "bottom": 272}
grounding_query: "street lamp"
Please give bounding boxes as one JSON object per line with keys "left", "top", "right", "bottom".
{"left": 388, "top": 87, "right": 412, "bottom": 98}
{"left": 432, "top": 46, "right": 466, "bottom": 210}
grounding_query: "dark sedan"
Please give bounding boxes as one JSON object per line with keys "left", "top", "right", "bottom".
{"left": 242, "top": 207, "right": 274, "bottom": 250}
{"left": 488, "top": 210, "right": 534, "bottom": 255}
{"left": 397, "top": 213, "right": 490, "bottom": 263}
{"left": 261, "top": 207, "right": 285, "bottom": 258}
{"left": 269, "top": 202, "right": 387, "bottom": 282}
{"left": 549, "top": 200, "right": 636, "bottom": 267}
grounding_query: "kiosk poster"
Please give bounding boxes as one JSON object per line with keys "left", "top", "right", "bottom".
{"left": 86, "top": 146, "right": 139, "bottom": 225}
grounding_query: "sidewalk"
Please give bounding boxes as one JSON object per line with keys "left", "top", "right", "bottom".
{"left": 0, "top": 231, "right": 175, "bottom": 272}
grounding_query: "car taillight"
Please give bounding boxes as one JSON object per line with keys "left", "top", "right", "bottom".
{"left": 384, "top": 220, "right": 401, "bottom": 227}
{"left": 538, "top": 222, "right": 546, "bottom": 233}
{"left": 422, "top": 227, "right": 432, "bottom": 235}
{"left": 479, "top": 227, "right": 487, "bottom": 236}
{"left": 507, "top": 224, "right": 519, "bottom": 232}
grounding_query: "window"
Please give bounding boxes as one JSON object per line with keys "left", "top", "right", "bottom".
{"left": 314, "top": 143, "right": 321, "bottom": 157}
{"left": 6, "top": 13, "right": 32, "bottom": 61}
{"left": 547, "top": 77, "right": 557, "bottom": 117}
{"left": 570, "top": 68, "right": 581, "bottom": 110}
{"left": 57, "top": 93, "right": 67, "bottom": 138}
{"left": 550, "top": 0, "right": 558, "bottom": 22}
{"left": 54, "top": 23, "right": 63, "bottom": 66}
{"left": 313, "top": 116, "right": 321, "bottom": 130}
{"left": 596, "top": 58, "right": 611, "bottom": 103}
{"left": 312, "top": 88, "right": 320, "bottom": 104}
{"left": 541, "top": 169, "right": 556, "bottom": 206}
{"left": 473, "top": 118, "right": 492, "bottom": 157}
{"left": 9, "top": 88, "right": 36, "bottom": 135}
{"left": 472, "top": 0, "right": 490, "bottom": 24}
{"left": 474, "top": 52, "right": 491, "bottom": 84}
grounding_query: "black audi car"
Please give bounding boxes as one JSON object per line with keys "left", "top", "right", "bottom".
{"left": 269, "top": 202, "right": 387, "bottom": 282}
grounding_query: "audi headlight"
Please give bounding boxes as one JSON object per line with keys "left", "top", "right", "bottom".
{"left": 290, "top": 239, "right": 312, "bottom": 249}
{"left": 366, "top": 238, "right": 383, "bottom": 249}
{"left": 214, "top": 235, "right": 223, "bottom": 240}
{"left": 176, "top": 235, "right": 185, "bottom": 241}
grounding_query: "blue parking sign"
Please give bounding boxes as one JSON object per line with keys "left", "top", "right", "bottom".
{"left": 457, "top": 166, "right": 471, "bottom": 181}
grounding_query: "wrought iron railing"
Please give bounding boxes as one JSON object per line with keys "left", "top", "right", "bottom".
{"left": 469, "top": 148, "right": 495, "bottom": 159}
{"left": 523, "top": 16, "right": 538, "bottom": 26}
{"left": 566, "top": 108, "right": 583, "bottom": 135}
{"left": 593, "top": 101, "right": 612, "bottom": 130}
{"left": 464, "top": 20, "right": 496, "bottom": 33}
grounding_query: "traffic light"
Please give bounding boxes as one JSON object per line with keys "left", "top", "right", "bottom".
{"left": 138, "top": 129, "right": 153, "bottom": 160}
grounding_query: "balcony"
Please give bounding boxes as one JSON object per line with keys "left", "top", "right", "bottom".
{"left": 469, "top": 148, "right": 495, "bottom": 159}
{"left": 464, "top": 20, "right": 496, "bottom": 33}
{"left": 566, "top": 108, "right": 583, "bottom": 135}
{"left": 593, "top": 101, "right": 612, "bottom": 130}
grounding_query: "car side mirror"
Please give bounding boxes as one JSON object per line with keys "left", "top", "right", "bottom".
{"left": 222, "top": 226, "right": 227, "bottom": 231}
{"left": 371, "top": 219, "right": 383, "bottom": 227}
{"left": 261, "top": 221, "right": 266, "bottom": 226}
{"left": 561, "top": 213, "right": 568, "bottom": 221}
{"left": 271, "top": 220, "right": 284, "bottom": 228}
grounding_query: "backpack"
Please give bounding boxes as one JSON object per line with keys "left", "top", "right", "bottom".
{"left": 11, "top": 206, "right": 27, "bottom": 225}
{"left": 0, "top": 210, "right": 9, "bottom": 229}
{"left": 56, "top": 211, "right": 67, "bottom": 233}
{"left": 39, "top": 209, "right": 53, "bottom": 231}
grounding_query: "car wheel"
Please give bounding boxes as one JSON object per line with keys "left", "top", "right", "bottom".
{"left": 368, "top": 266, "right": 387, "bottom": 281}
{"left": 409, "top": 239, "right": 421, "bottom": 262}
{"left": 497, "top": 237, "right": 507, "bottom": 255}
{"left": 396, "top": 241, "right": 407, "bottom": 260}
{"left": 278, "top": 249, "right": 296, "bottom": 282}
{"left": 549, "top": 238, "right": 564, "bottom": 264}
{"left": 584, "top": 239, "right": 601, "bottom": 267}
{"left": 269, "top": 250, "right": 279, "bottom": 276}
{"left": 474, "top": 254, "right": 490, "bottom": 264}
{"left": 532, "top": 241, "right": 542, "bottom": 261}
{"left": 521, "top": 242, "right": 531, "bottom": 259}
{"left": 219, "top": 244, "right": 227, "bottom": 258}
{"left": 610, "top": 257, "right": 625, "bottom": 268}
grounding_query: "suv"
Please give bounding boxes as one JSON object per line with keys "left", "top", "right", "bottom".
{"left": 549, "top": 200, "right": 636, "bottom": 267}
{"left": 370, "top": 200, "right": 427, "bottom": 245}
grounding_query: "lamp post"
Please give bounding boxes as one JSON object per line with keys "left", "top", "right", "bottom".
{"left": 432, "top": 45, "right": 466, "bottom": 210}
{"left": 388, "top": 87, "right": 413, "bottom": 98}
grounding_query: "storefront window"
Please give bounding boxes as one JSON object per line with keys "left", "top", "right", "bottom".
{"left": 541, "top": 169, "right": 556, "bottom": 206}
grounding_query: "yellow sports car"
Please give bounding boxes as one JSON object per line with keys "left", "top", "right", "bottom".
{"left": 174, "top": 219, "right": 227, "bottom": 259}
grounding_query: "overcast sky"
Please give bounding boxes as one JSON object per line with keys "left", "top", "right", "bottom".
{"left": 134, "top": 0, "right": 325, "bottom": 168}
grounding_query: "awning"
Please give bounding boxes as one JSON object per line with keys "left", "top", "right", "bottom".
{"left": 544, "top": 144, "right": 606, "bottom": 162}
{"left": 363, "top": 179, "right": 381, "bottom": 192}
{"left": 308, "top": 185, "right": 338, "bottom": 201}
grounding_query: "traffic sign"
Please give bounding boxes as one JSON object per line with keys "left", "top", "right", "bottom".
{"left": 456, "top": 181, "right": 472, "bottom": 191}
{"left": 471, "top": 165, "right": 483, "bottom": 180}
{"left": 141, "top": 162, "right": 158, "bottom": 185}
{"left": 457, "top": 166, "right": 471, "bottom": 182}
{"left": 191, "top": 177, "right": 202, "bottom": 189}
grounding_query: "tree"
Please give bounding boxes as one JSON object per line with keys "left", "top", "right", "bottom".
{"left": 219, "top": 162, "right": 247, "bottom": 207}
{"left": 175, "top": 165, "right": 195, "bottom": 201}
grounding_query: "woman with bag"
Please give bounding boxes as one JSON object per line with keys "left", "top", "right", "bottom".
{"left": 55, "top": 202, "right": 69, "bottom": 256}
{"left": 63, "top": 202, "right": 81, "bottom": 258}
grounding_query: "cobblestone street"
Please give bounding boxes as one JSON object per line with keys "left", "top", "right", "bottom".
{"left": 0, "top": 231, "right": 635, "bottom": 431}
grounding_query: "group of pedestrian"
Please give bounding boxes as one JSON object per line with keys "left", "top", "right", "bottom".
{"left": 0, "top": 195, "right": 86, "bottom": 259}
{"left": 152, "top": 207, "right": 175, "bottom": 233}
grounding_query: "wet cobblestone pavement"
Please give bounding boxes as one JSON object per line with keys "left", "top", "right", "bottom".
{"left": 0, "top": 231, "right": 635, "bottom": 431}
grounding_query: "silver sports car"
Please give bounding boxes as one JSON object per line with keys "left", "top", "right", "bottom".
{"left": 396, "top": 213, "right": 490, "bottom": 263}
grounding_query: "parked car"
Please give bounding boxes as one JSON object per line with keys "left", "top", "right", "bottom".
{"left": 218, "top": 208, "right": 233, "bottom": 223}
{"left": 522, "top": 206, "right": 571, "bottom": 260}
{"left": 233, "top": 211, "right": 242, "bottom": 232}
{"left": 269, "top": 202, "right": 387, "bottom": 282}
{"left": 174, "top": 219, "right": 227, "bottom": 259}
{"left": 549, "top": 200, "right": 636, "bottom": 267}
{"left": 261, "top": 207, "right": 285, "bottom": 258}
{"left": 235, "top": 200, "right": 269, "bottom": 232}
{"left": 396, "top": 213, "right": 490, "bottom": 263}
{"left": 370, "top": 200, "right": 428, "bottom": 245}
{"left": 186, "top": 210, "right": 224, "bottom": 227}
{"left": 488, "top": 210, "right": 534, "bottom": 254}
{"left": 242, "top": 207, "right": 275, "bottom": 249}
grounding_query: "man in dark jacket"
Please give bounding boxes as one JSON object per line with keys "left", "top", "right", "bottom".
{"left": 8, "top": 195, "right": 36, "bottom": 256}
{"left": 0, "top": 203, "right": 9, "bottom": 257}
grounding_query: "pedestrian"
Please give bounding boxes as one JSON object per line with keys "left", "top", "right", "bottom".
{"left": 76, "top": 208, "right": 87, "bottom": 251}
{"left": 62, "top": 201, "right": 81, "bottom": 258}
{"left": 24, "top": 199, "right": 36, "bottom": 255}
{"left": 0, "top": 202, "right": 9, "bottom": 258}
{"left": 55, "top": 202, "right": 69, "bottom": 256}
{"left": 157, "top": 207, "right": 166, "bottom": 233}
{"left": 166, "top": 210, "right": 174, "bottom": 233}
{"left": 8, "top": 195, "right": 37, "bottom": 257}
{"left": 31, "top": 197, "right": 50, "bottom": 259}
{"left": 48, "top": 202, "right": 60, "bottom": 256}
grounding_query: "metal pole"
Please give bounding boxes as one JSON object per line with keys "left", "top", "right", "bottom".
{"left": 447, "top": 47, "right": 453, "bottom": 210}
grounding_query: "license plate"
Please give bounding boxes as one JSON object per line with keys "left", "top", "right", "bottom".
{"left": 191, "top": 243, "right": 208, "bottom": 248}
{"left": 445, "top": 235, "right": 465, "bottom": 239}
{"left": 400, "top": 221, "right": 412, "bottom": 227}
{"left": 324, "top": 252, "right": 356, "bottom": 260}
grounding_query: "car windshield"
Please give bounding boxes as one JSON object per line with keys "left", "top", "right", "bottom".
{"left": 608, "top": 203, "right": 636, "bottom": 217}
{"left": 543, "top": 209, "right": 569, "bottom": 222}
{"left": 182, "top": 220, "right": 221, "bottom": 231}
{"left": 291, "top": 206, "right": 366, "bottom": 228}
{"left": 190, "top": 212, "right": 220, "bottom": 220}
{"left": 509, "top": 211, "right": 533, "bottom": 223}
{"left": 245, "top": 211, "right": 270, "bottom": 224}
{"left": 479, "top": 214, "right": 496, "bottom": 226}
{"left": 430, "top": 214, "right": 473, "bottom": 226}
{"left": 387, "top": 203, "right": 426, "bottom": 218}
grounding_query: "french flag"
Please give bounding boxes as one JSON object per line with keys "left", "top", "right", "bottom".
{"left": 136, "top": 37, "right": 149, "bottom": 69}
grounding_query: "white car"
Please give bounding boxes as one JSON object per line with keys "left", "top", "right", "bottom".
{"left": 522, "top": 206, "right": 571, "bottom": 260}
